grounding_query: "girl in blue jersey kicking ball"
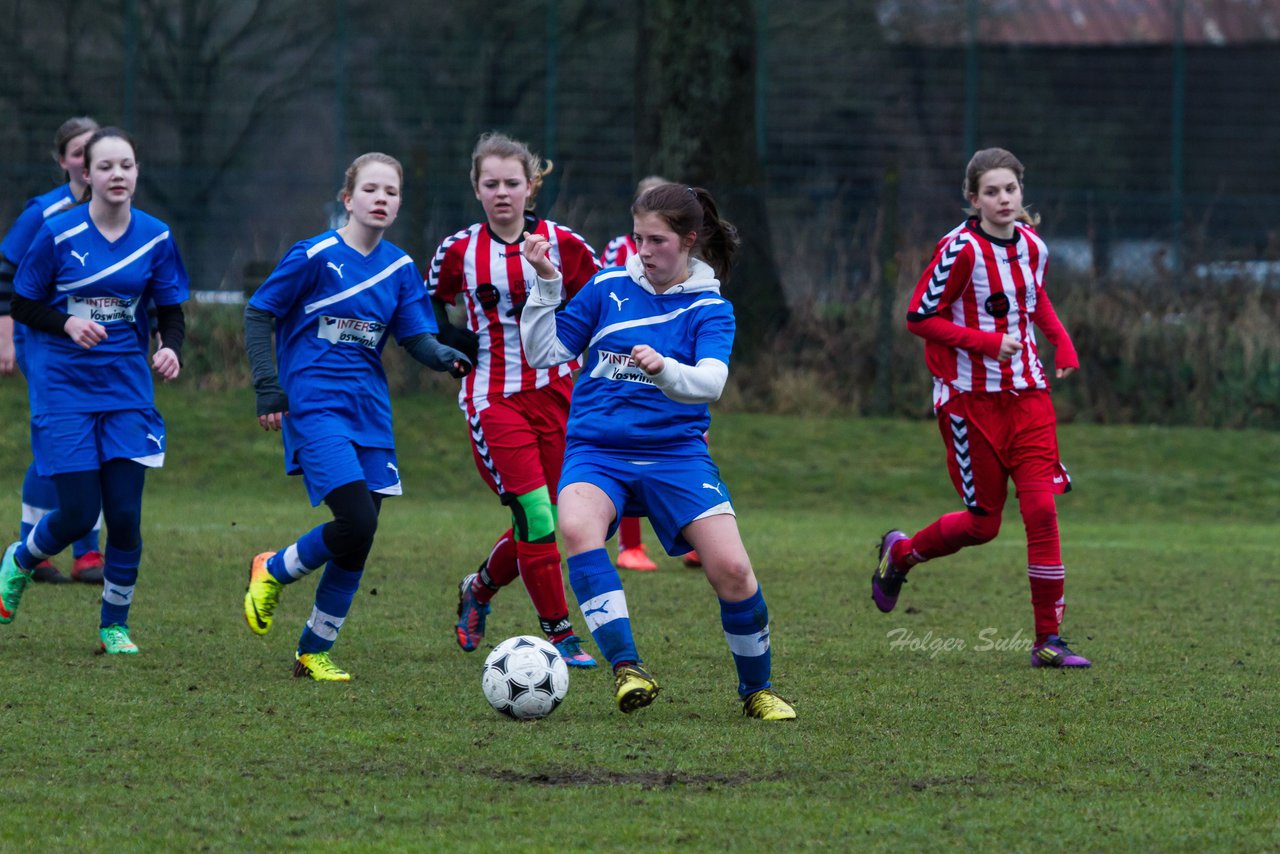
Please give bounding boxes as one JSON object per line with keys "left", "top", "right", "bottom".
{"left": 520, "top": 183, "right": 795, "bottom": 720}
{"left": 242, "top": 152, "right": 471, "bottom": 682}
{"left": 1, "top": 127, "right": 188, "bottom": 655}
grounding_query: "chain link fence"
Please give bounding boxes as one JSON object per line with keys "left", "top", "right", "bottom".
{"left": 4, "top": 0, "right": 1278, "bottom": 300}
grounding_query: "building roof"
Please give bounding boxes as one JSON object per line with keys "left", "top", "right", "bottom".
{"left": 878, "top": 0, "right": 1280, "bottom": 46}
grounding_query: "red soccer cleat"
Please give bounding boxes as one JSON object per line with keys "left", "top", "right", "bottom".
{"left": 617, "top": 545, "right": 658, "bottom": 572}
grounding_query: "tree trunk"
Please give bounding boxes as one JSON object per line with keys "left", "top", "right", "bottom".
{"left": 634, "top": 0, "right": 786, "bottom": 360}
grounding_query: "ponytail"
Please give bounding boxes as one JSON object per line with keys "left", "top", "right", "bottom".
{"left": 632, "top": 184, "right": 741, "bottom": 282}
{"left": 691, "top": 188, "right": 740, "bottom": 282}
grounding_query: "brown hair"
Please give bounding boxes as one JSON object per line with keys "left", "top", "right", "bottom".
{"left": 632, "top": 184, "right": 740, "bottom": 282}
{"left": 962, "top": 147, "right": 1040, "bottom": 226}
{"left": 339, "top": 152, "right": 403, "bottom": 202}
{"left": 52, "top": 116, "right": 100, "bottom": 161}
{"left": 53, "top": 117, "right": 100, "bottom": 190}
{"left": 469, "top": 132, "right": 552, "bottom": 210}
{"left": 80, "top": 127, "right": 137, "bottom": 203}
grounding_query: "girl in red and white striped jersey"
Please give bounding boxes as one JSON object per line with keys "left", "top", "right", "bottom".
{"left": 871, "top": 148, "right": 1090, "bottom": 669}
{"left": 428, "top": 132, "right": 599, "bottom": 667}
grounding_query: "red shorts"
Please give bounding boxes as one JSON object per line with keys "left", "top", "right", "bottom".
{"left": 936, "top": 390, "right": 1070, "bottom": 515}
{"left": 466, "top": 378, "right": 571, "bottom": 499}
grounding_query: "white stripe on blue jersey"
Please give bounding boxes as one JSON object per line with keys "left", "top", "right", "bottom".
{"left": 52, "top": 222, "right": 89, "bottom": 245}
{"left": 304, "top": 254, "right": 414, "bottom": 314}
{"left": 14, "top": 206, "right": 188, "bottom": 416}
{"left": 58, "top": 231, "right": 171, "bottom": 291}
{"left": 542, "top": 258, "right": 734, "bottom": 454}
{"left": 246, "top": 230, "right": 435, "bottom": 472}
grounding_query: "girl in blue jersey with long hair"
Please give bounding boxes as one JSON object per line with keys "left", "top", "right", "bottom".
{"left": 521, "top": 183, "right": 796, "bottom": 720}
{"left": 0, "top": 116, "right": 108, "bottom": 584}
{"left": 1, "top": 127, "right": 188, "bottom": 654}
{"left": 242, "top": 152, "right": 471, "bottom": 682}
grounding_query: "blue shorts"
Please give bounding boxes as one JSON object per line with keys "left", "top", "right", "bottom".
{"left": 559, "top": 446, "right": 735, "bottom": 556}
{"left": 292, "top": 436, "right": 401, "bottom": 507}
{"left": 30, "top": 407, "right": 166, "bottom": 476}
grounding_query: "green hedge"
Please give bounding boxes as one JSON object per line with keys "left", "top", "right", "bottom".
{"left": 183, "top": 277, "right": 1279, "bottom": 429}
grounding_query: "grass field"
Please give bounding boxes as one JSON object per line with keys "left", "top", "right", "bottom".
{"left": 0, "top": 382, "right": 1276, "bottom": 851}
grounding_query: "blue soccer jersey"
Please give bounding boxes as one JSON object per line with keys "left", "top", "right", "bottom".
{"left": 549, "top": 264, "right": 734, "bottom": 454}
{"left": 247, "top": 231, "right": 435, "bottom": 471}
{"left": 2, "top": 185, "right": 78, "bottom": 354}
{"left": 14, "top": 205, "right": 189, "bottom": 416}
{"left": 1, "top": 185, "right": 77, "bottom": 266}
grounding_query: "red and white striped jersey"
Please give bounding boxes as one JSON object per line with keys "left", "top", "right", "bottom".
{"left": 428, "top": 216, "right": 599, "bottom": 415}
{"left": 600, "top": 233, "right": 635, "bottom": 268}
{"left": 907, "top": 218, "right": 1061, "bottom": 410}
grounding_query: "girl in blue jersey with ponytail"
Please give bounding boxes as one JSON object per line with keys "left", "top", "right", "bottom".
{"left": 521, "top": 183, "right": 795, "bottom": 720}
{"left": 1, "top": 127, "right": 188, "bottom": 655}
{"left": 0, "top": 116, "right": 107, "bottom": 584}
{"left": 242, "top": 152, "right": 471, "bottom": 682}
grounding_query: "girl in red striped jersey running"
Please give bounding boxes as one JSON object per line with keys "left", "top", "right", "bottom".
{"left": 428, "top": 132, "right": 599, "bottom": 668}
{"left": 871, "top": 148, "right": 1090, "bottom": 669}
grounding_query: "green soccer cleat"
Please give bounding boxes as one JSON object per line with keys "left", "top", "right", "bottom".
{"left": 293, "top": 651, "right": 351, "bottom": 682}
{"left": 613, "top": 663, "right": 660, "bottom": 713}
{"left": 244, "top": 551, "right": 282, "bottom": 636}
{"left": 0, "top": 542, "right": 33, "bottom": 625}
{"left": 99, "top": 625, "right": 140, "bottom": 655}
{"left": 742, "top": 688, "right": 797, "bottom": 721}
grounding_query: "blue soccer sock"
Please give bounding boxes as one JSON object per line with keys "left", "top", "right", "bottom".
{"left": 268, "top": 524, "right": 331, "bottom": 585}
{"left": 721, "top": 587, "right": 772, "bottom": 698}
{"left": 17, "top": 514, "right": 67, "bottom": 570}
{"left": 296, "top": 562, "right": 363, "bottom": 655}
{"left": 19, "top": 464, "right": 56, "bottom": 553}
{"left": 567, "top": 548, "right": 637, "bottom": 669}
{"left": 101, "top": 544, "right": 142, "bottom": 628}
{"left": 72, "top": 511, "right": 103, "bottom": 559}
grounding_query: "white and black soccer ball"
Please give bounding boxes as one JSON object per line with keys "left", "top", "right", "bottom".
{"left": 481, "top": 635, "right": 570, "bottom": 720}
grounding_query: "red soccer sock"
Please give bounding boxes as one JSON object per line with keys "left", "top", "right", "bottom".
{"left": 471, "top": 529, "right": 519, "bottom": 605}
{"left": 895, "top": 510, "right": 1002, "bottom": 568}
{"left": 1020, "top": 490, "right": 1065, "bottom": 642}
{"left": 618, "top": 516, "right": 643, "bottom": 551}
{"left": 1027, "top": 574, "right": 1065, "bottom": 643}
{"left": 516, "top": 540, "right": 572, "bottom": 633}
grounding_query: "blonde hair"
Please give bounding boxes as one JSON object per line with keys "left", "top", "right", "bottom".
{"left": 339, "top": 152, "right": 403, "bottom": 202}
{"left": 470, "top": 132, "right": 552, "bottom": 211}
{"left": 962, "top": 147, "right": 1040, "bottom": 227}
{"left": 635, "top": 174, "right": 669, "bottom": 196}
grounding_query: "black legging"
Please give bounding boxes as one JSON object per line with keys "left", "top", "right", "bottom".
{"left": 46, "top": 460, "right": 147, "bottom": 553}
{"left": 320, "top": 481, "right": 383, "bottom": 571}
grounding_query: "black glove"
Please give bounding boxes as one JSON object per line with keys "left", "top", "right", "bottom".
{"left": 254, "top": 381, "right": 289, "bottom": 417}
{"left": 449, "top": 353, "right": 473, "bottom": 379}
{"left": 436, "top": 323, "right": 480, "bottom": 365}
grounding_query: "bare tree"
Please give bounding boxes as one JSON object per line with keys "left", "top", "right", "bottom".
{"left": 0, "top": 0, "right": 116, "bottom": 206}
{"left": 129, "top": 0, "right": 334, "bottom": 279}
{"left": 634, "top": 0, "right": 787, "bottom": 359}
